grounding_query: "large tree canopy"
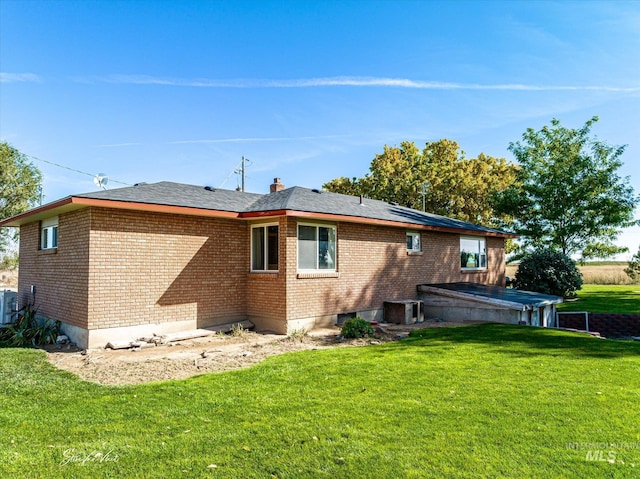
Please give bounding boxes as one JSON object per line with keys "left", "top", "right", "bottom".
{"left": 323, "top": 139, "right": 517, "bottom": 226}
{"left": 494, "top": 117, "right": 638, "bottom": 259}
{"left": 0, "top": 142, "right": 42, "bottom": 253}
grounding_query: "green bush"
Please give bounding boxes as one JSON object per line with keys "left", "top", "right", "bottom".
{"left": 514, "top": 249, "right": 583, "bottom": 298}
{"left": 625, "top": 246, "right": 640, "bottom": 282}
{"left": 0, "top": 302, "right": 60, "bottom": 348}
{"left": 0, "top": 252, "right": 19, "bottom": 270}
{"left": 341, "top": 317, "right": 374, "bottom": 339}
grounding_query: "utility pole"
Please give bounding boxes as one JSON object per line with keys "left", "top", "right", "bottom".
{"left": 241, "top": 156, "right": 246, "bottom": 192}
{"left": 235, "top": 156, "right": 249, "bottom": 192}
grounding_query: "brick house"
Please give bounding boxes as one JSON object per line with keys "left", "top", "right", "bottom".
{"left": 0, "top": 179, "right": 515, "bottom": 348}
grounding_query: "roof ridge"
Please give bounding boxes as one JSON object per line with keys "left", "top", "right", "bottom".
{"left": 244, "top": 186, "right": 300, "bottom": 211}
{"left": 280, "top": 186, "right": 310, "bottom": 210}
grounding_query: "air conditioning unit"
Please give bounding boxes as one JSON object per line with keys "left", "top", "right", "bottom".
{"left": 384, "top": 300, "right": 424, "bottom": 325}
{"left": 0, "top": 290, "right": 18, "bottom": 325}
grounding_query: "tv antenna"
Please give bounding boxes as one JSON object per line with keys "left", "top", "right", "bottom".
{"left": 420, "top": 182, "right": 429, "bottom": 212}
{"left": 93, "top": 173, "right": 109, "bottom": 190}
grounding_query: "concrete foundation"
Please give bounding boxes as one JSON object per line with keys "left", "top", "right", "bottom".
{"left": 421, "top": 299, "right": 522, "bottom": 324}
{"left": 60, "top": 318, "right": 199, "bottom": 349}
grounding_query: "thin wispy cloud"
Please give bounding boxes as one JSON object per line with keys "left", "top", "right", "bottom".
{"left": 169, "top": 134, "right": 350, "bottom": 145}
{"left": 0, "top": 72, "right": 42, "bottom": 83}
{"left": 91, "top": 74, "right": 640, "bottom": 92}
{"left": 94, "top": 142, "right": 143, "bottom": 148}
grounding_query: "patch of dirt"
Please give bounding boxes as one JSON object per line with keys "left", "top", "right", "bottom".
{"left": 45, "top": 320, "right": 475, "bottom": 385}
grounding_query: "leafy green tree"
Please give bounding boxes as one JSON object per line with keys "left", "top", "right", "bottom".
{"left": 322, "top": 176, "right": 366, "bottom": 198}
{"left": 366, "top": 141, "right": 425, "bottom": 209}
{"left": 0, "top": 142, "right": 42, "bottom": 255}
{"left": 323, "top": 139, "right": 518, "bottom": 227}
{"left": 625, "top": 245, "right": 640, "bottom": 282}
{"left": 0, "top": 251, "right": 19, "bottom": 271}
{"left": 513, "top": 248, "right": 583, "bottom": 298}
{"left": 495, "top": 117, "right": 638, "bottom": 259}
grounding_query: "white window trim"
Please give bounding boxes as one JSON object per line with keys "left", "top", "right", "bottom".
{"left": 406, "top": 231, "right": 421, "bottom": 252}
{"left": 40, "top": 216, "right": 59, "bottom": 250}
{"left": 250, "top": 223, "right": 279, "bottom": 272}
{"left": 297, "top": 222, "right": 337, "bottom": 272}
{"left": 460, "top": 235, "right": 487, "bottom": 270}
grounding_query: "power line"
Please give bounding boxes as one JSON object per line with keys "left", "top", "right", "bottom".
{"left": 24, "top": 153, "right": 131, "bottom": 186}
{"left": 219, "top": 156, "right": 251, "bottom": 189}
{"left": 218, "top": 160, "right": 241, "bottom": 188}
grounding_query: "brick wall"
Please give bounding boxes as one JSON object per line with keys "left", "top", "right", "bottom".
{"left": 87, "top": 208, "right": 248, "bottom": 330}
{"left": 18, "top": 209, "right": 91, "bottom": 328}
{"left": 558, "top": 313, "right": 640, "bottom": 338}
{"left": 246, "top": 216, "right": 287, "bottom": 324}
{"left": 17, "top": 206, "right": 508, "bottom": 335}
{"left": 284, "top": 218, "right": 505, "bottom": 321}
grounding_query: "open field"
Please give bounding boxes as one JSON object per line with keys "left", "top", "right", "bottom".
{"left": 506, "top": 262, "right": 638, "bottom": 286}
{"left": 0, "top": 269, "right": 17, "bottom": 290}
{"left": 1, "top": 324, "right": 639, "bottom": 478}
{"left": 506, "top": 263, "right": 639, "bottom": 314}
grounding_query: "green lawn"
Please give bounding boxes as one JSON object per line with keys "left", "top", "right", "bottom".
{"left": 2, "top": 324, "right": 640, "bottom": 478}
{"left": 558, "top": 285, "right": 640, "bottom": 314}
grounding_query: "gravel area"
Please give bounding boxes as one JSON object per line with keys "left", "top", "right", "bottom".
{"left": 45, "top": 320, "right": 476, "bottom": 385}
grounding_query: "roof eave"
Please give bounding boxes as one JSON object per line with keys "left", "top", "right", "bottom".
{"left": 1, "top": 195, "right": 517, "bottom": 239}
{"left": 0, "top": 197, "right": 77, "bottom": 227}
{"left": 0, "top": 196, "right": 243, "bottom": 227}
{"left": 71, "top": 197, "right": 241, "bottom": 218}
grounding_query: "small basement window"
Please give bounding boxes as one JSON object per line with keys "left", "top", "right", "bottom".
{"left": 40, "top": 217, "right": 59, "bottom": 250}
{"left": 337, "top": 312, "right": 357, "bottom": 325}
{"left": 406, "top": 231, "right": 421, "bottom": 252}
{"left": 460, "top": 236, "right": 486, "bottom": 270}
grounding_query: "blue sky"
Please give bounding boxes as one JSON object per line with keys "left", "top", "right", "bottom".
{"left": 1, "top": 0, "right": 639, "bottom": 257}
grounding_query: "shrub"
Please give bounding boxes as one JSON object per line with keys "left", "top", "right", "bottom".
{"left": 230, "top": 323, "right": 248, "bottom": 337}
{"left": 625, "top": 246, "right": 640, "bottom": 282}
{"left": 513, "top": 249, "right": 583, "bottom": 298}
{"left": 287, "top": 328, "right": 308, "bottom": 341}
{"left": 341, "top": 317, "right": 374, "bottom": 339}
{"left": 0, "top": 302, "right": 60, "bottom": 348}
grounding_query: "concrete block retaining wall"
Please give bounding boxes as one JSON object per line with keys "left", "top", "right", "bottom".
{"left": 558, "top": 313, "right": 640, "bottom": 338}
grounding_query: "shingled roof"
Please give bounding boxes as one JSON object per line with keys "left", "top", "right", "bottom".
{"left": 75, "top": 181, "right": 263, "bottom": 213}
{"left": 0, "top": 181, "right": 515, "bottom": 237}
{"left": 248, "top": 186, "right": 509, "bottom": 235}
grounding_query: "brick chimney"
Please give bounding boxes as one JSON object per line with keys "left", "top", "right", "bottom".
{"left": 270, "top": 177, "right": 285, "bottom": 193}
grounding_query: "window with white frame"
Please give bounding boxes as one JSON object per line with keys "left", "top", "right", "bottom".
{"left": 406, "top": 231, "right": 421, "bottom": 252}
{"left": 297, "top": 224, "right": 336, "bottom": 271}
{"left": 40, "top": 217, "right": 59, "bottom": 250}
{"left": 251, "top": 224, "right": 279, "bottom": 271}
{"left": 460, "top": 236, "right": 487, "bottom": 269}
